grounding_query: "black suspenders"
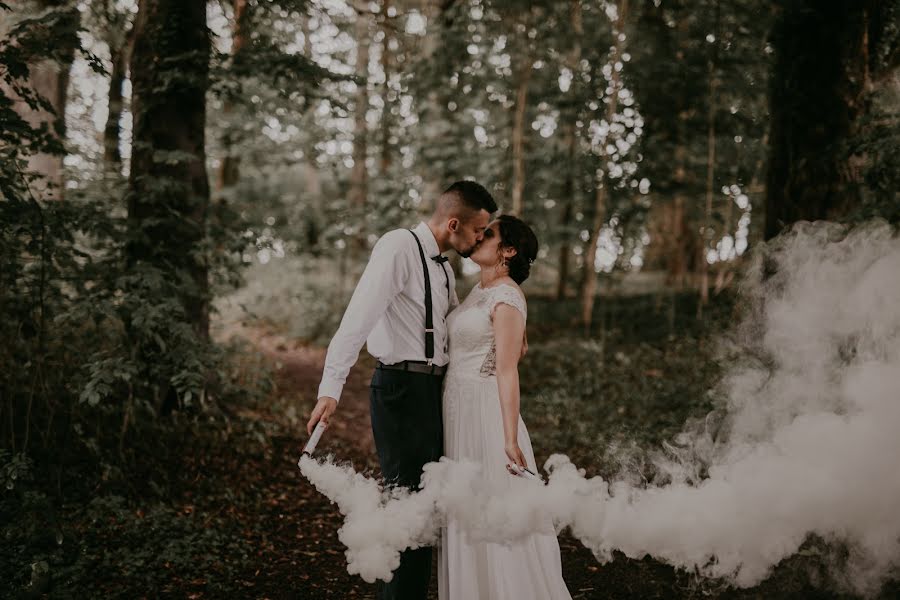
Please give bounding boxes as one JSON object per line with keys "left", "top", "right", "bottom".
{"left": 408, "top": 230, "right": 449, "bottom": 365}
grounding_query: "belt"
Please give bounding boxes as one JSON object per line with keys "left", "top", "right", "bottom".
{"left": 376, "top": 360, "right": 447, "bottom": 376}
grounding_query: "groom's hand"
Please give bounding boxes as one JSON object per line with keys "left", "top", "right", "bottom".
{"left": 307, "top": 396, "right": 337, "bottom": 435}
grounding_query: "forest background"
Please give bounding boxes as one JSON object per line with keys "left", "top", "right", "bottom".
{"left": 2, "top": 0, "right": 899, "bottom": 597}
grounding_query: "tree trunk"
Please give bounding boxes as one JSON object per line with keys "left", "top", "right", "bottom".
{"left": 301, "top": 13, "right": 322, "bottom": 202}
{"left": 127, "top": 0, "right": 211, "bottom": 337}
{"left": 556, "top": 199, "right": 574, "bottom": 300}
{"left": 764, "top": 0, "right": 883, "bottom": 239}
{"left": 350, "top": 3, "right": 370, "bottom": 250}
{"left": 103, "top": 24, "right": 135, "bottom": 174}
{"left": 666, "top": 8, "right": 691, "bottom": 289}
{"left": 10, "top": 1, "right": 78, "bottom": 200}
{"left": 380, "top": 0, "right": 394, "bottom": 175}
{"left": 102, "top": 46, "right": 126, "bottom": 171}
{"left": 698, "top": 0, "right": 720, "bottom": 315}
{"left": 216, "top": 0, "right": 249, "bottom": 192}
{"left": 556, "top": 0, "right": 582, "bottom": 300}
{"left": 579, "top": 0, "right": 627, "bottom": 330}
{"left": 510, "top": 53, "right": 532, "bottom": 216}
{"left": 580, "top": 178, "right": 611, "bottom": 330}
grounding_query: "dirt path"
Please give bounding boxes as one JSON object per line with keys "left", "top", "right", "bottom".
{"left": 211, "top": 326, "right": 380, "bottom": 599}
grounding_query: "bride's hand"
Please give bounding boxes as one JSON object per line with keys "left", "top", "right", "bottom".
{"left": 505, "top": 441, "right": 527, "bottom": 470}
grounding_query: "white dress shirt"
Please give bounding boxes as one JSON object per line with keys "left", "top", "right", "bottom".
{"left": 317, "top": 221, "right": 459, "bottom": 402}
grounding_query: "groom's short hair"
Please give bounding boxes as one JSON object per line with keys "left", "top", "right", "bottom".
{"left": 441, "top": 180, "right": 498, "bottom": 218}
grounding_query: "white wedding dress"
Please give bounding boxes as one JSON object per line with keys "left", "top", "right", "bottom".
{"left": 437, "top": 282, "right": 572, "bottom": 600}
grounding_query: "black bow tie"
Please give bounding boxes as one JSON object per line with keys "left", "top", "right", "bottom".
{"left": 431, "top": 255, "right": 449, "bottom": 264}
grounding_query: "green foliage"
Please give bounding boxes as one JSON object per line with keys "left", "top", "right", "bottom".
{"left": 521, "top": 292, "right": 734, "bottom": 479}
{"left": 2, "top": 0, "right": 897, "bottom": 595}
{"left": 0, "top": 6, "right": 265, "bottom": 597}
{"left": 216, "top": 255, "right": 355, "bottom": 344}
{"left": 846, "top": 83, "right": 900, "bottom": 224}
{"left": 0, "top": 450, "right": 34, "bottom": 492}
{"left": 522, "top": 334, "right": 720, "bottom": 472}
{"left": 2, "top": 489, "right": 251, "bottom": 598}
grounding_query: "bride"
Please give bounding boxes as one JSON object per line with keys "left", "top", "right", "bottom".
{"left": 438, "top": 214, "right": 572, "bottom": 600}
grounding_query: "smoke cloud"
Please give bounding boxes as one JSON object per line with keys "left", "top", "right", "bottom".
{"left": 299, "top": 221, "right": 900, "bottom": 594}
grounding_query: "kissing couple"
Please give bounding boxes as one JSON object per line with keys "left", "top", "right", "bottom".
{"left": 306, "top": 180, "right": 571, "bottom": 600}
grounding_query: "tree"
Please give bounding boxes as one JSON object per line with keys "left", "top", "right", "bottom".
{"left": 697, "top": 0, "right": 720, "bottom": 313}
{"left": 349, "top": 1, "right": 371, "bottom": 251}
{"left": 630, "top": 0, "right": 771, "bottom": 298}
{"left": 579, "top": 0, "right": 632, "bottom": 329}
{"left": 765, "top": 0, "right": 900, "bottom": 239}
{"left": 126, "top": 0, "right": 211, "bottom": 336}
{"left": 508, "top": 5, "right": 540, "bottom": 216}
{"left": 555, "top": 0, "right": 583, "bottom": 300}
{"left": 82, "top": 0, "right": 136, "bottom": 175}
{"left": 216, "top": 0, "right": 250, "bottom": 192}
{"left": 3, "top": 0, "right": 79, "bottom": 200}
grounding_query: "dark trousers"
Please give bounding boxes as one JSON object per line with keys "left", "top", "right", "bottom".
{"left": 369, "top": 366, "right": 444, "bottom": 600}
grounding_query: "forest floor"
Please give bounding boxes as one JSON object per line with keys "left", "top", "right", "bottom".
{"left": 189, "top": 323, "right": 881, "bottom": 600}
{"left": 204, "top": 325, "right": 692, "bottom": 600}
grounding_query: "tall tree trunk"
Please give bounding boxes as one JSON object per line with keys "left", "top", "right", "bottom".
{"left": 555, "top": 194, "right": 574, "bottom": 300}
{"left": 764, "top": 0, "right": 885, "bottom": 239}
{"left": 127, "top": 0, "right": 211, "bottom": 337}
{"left": 698, "top": 0, "right": 720, "bottom": 315}
{"left": 379, "top": 0, "right": 394, "bottom": 176}
{"left": 102, "top": 46, "right": 126, "bottom": 171}
{"left": 713, "top": 130, "right": 769, "bottom": 294}
{"left": 10, "top": 1, "right": 78, "bottom": 200}
{"left": 579, "top": 0, "right": 627, "bottom": 330}
{"left": 666, "top": 7, "right": 691, "bottom": 289}
{"left": 510, "top": 55, "right": 532, "bottom": 217}
{"left": 556, "top": 0, "right": 583, "bottom": 300}
{"left": 350, "top": 3, "right": 371, "bottom": 252}
{"left": 103, "top": 24, "right": 135, "bottom": 174}
{"left": 301, "top": 13, "right": 322, "bottom": 200}
{"left": 216, "top": 0, "right": 249, "bottom": 192}
{"left": 24, "top": 65, "right": 69, "bottom": 200}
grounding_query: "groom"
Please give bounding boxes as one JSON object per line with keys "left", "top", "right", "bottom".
{"left": 307, "top": 180, "right": 497, "bottom": 599}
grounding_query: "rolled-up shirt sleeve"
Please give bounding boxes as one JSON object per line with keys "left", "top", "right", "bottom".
{"left": 317, "top": 231, "right": 411, "bottom": 402}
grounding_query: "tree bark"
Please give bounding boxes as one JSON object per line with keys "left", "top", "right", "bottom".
{"left": 216, "top": 0, "right": 249, "bottom": 192}
{"left": 698, "top": 0, "right": 720, "bottom": 314}
{"left": 379, "top": 0, "right": 394, "bottom": 175}
{"left": 556, "top": 0, "right": 583, "bottom": 300}
{"left": 102, "top": 46, "right": 126, "bottom": 170}
{"left": 9, "top": 1, "right": 78, "bottom": 200}
{"left": 102, "top": 24, "right": 135, "bottom": 173}
{"left": 764, "top": 0, "right": 885, "bottom": 239}
{"left": 666, "top": 6, "right": 692, "bottom": 289}
{"left": 127, "top": 0, "right": 211, "bottom": 337}
{"left": 350, "top": 3, "right": 371, "bottom": 251}
{"left": 510, "top": 52, "right": 533, "bottom": 216}
{"left": 579, "top": 0, "right": 627, "bottom": 330}
{"left": 301, "top": 13, "right": 322, "bottom": 202}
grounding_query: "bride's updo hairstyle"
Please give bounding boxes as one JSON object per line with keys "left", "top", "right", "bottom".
{"left": 496, "top": 214, "right": 538, "bottom": 284}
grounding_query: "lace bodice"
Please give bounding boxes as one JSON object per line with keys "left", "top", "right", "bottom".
{"left": 445, "top": 282, "right": 527, "bottom": 380}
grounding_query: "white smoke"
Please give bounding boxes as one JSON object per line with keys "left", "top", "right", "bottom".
{"left": 299, "top": 221, "right": 900, "bottom": 594}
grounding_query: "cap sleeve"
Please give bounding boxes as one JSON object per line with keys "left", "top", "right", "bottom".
{"left": 488, "top": 284, "right": 527, "bottom": 321}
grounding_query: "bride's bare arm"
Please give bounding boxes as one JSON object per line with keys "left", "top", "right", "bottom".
{"left": 493, "top": 302, "right": 527, "bottom": 468}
